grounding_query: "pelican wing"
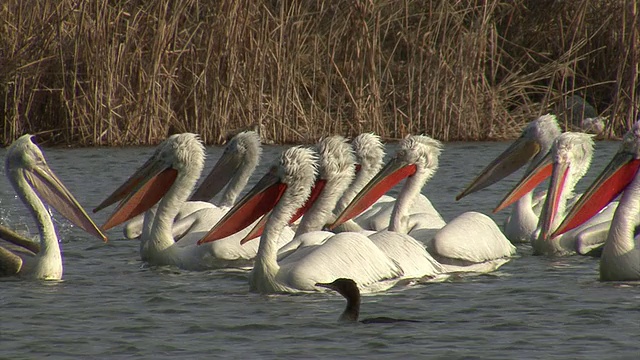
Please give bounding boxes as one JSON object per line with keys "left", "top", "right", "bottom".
{"left": 278, "top": 233, "right": 404, "bottom": 293}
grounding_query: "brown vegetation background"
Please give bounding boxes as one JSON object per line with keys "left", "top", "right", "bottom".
{"left": 0, "top": 0, "right": 638, "bottom": 146}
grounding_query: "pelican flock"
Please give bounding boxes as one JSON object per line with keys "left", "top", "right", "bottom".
{"left": 330, "top": 135, "right": 515, "bottom": 274}
{"left": 495, "top": 132, "right": 616, "bottom": 256}
{"left": 93, "top": 133, "right": 292, "bottom": 270}
{"left": 4, "top": 114, "right": 637, "bottom": 292}
{"left": 122, "top": 130, "right": 262, "bottom": 239}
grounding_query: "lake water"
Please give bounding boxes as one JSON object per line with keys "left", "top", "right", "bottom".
{"left": 1, "top": 141, "right": 638, "bottom": 359}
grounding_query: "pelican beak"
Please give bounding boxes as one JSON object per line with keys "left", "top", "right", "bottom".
{"left": 240, "top": 179, "right": 327, "bottom": 244}
{"left": 494, "top": 150, "right": 553, "bottom": 213}
{"left": 189, "top": 149, "right": 240, "bottom": 202}
{"left": 328, "top": 156, "right": 416, "bottom": 230}
{"left": 552, "top": 151, "right": 640, "bottom": 237}
{"left": 198, "top": 166, "right": 287, "bottom": 245}
{"left": 0, "top": 224, "right": 41, "bottom": 253}
{"left": 456, "top": 137, "right": 540, "bottom": 200}
{"left": 537, "top": 159, "right": 570, "bottom": 241}
{"left": 94, "top": 157, "right": 178, "bottom": 231}
{"left": 24, "top": 163, "right": 107, "bottom": 242}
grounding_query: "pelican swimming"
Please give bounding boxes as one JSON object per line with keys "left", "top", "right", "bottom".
{"left": 495, "top": 132, "right": 615, "bottom": 256}
{"left": 316, "top": 278, "right": 421, "bottom": 324}
{"left": 332, "top": 133, "right": 445, "bottom": 233}
{"left": 1, "top": 135, "right": 106, "bottom": 280}
{"left": 456, "top": 114, "right": 562, "bottom": 243}
{"left": 94, "top": 133, "right": 292, "bottom": 270}
{"left": 331, "top": 135, "right": 515, "bottom": 273}
{"left": 122, "top": 131, "right": 262, "bottom": 239}
{"left": 198, "top": 146, "right": 404, "bottom": 294}
{"left": 552, "top": 122, "right": 640, "bottom": 280}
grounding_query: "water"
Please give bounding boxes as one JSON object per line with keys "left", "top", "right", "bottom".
{"left": 1, "top": 141, "right": 639, "bottom": 359}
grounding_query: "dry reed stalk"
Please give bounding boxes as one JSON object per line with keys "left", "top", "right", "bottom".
{"left": 0, "top": 0, "right": 637, "bottom": 146}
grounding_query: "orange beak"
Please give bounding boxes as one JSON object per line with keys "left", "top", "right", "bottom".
{"left": 494, "top": 151, "right": 553, "bottom": 213}
{"left": 553, "top": 152, "right": 640, "bottom": 237}
{"left": 94, "top": 156, "right": 178, "bottom": 231}
{"left": 240, "top": 179, "right": 327, "bottom": 244}
{"left": 328, "top": 156, "right": 417, "bottom": 230}
{"left": 197, "top": 167, "right": 287, "bottom": 245}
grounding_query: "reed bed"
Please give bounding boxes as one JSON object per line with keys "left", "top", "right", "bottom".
{"left": 0, "top": 0, "right": 637, "bottom": 146}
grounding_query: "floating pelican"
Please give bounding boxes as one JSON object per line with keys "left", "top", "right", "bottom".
{"left": 495, "top": 132, "right": 615, "bottom": 255}
{"left": 316, "top": 278, "right": 421, "bottom": 324}
{"left": 553, "top": 122, "right": 640, "bottom": 280}
{"left": 331, "top": 135, "right": 515, "bottom": 273}
{"left": 122, "top": 131, "right": 262, "bottom": 239}
{"left": 94, "top": 133, "right": 291, "bottom": 270}
{"left": 1, "top": 135, "right": 106, "bottom": 280}
{"left": 198, "top": 146, "right": 404, "bottom": 294}
{"left": 456, "top": 114, "right": 561, "bottom": 243}
{"left": 332, "top": 133, "right": 445, "bottom": 232}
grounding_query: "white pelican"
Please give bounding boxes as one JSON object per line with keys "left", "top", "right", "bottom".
{"left": 456, "top": 114, "right": 562, "bottom": 243}
{"left": 94, "top": 133, "right": 292, "bottom": 270}
{"left": 331, "top": 135, "right": 515, "bottom": 273}
{"left": 122, "top": 131, "right": 262, "bottom": 239}
{"left": 553, "top": 122, "right": 640, "bottom": 280}
{"left": 1, "top": 135, "right": 106, "bottom": 280}
{"left": 198, "top": 146, "right": 404, "bottom": 294}
{"left": 495, "top": 132, "right": 615, "bottom": 256}
{"left": 332, "top": 133, "right": 445, "bottom": 232}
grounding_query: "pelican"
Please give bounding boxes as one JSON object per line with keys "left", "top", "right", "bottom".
{"left": 94, "top": 133, "right": 292, "bottom": 270}
{"left": 198, "top": 146, "right": 405, "bottom": 294}
{"left": 316, "top": 278, "right": 421, "bottom": 324}
{"left": 456, "top": 114, "right": 562, "bottom": 243}
{"left": 331, "top": 135, "right": 515, "bottom": 273}
{"left": 122, "top": 131, "right": 262, "bottom": 239}
{"left": 553, "top": 122, "right": 640, "bottom": 280}
{"left": 332, "top": 133, "right": 445, "bottom": 233}
{"left": 1, "top": 135, "right": 106, "bottom": 280}
{"left": 495, "top": 132, "right": 615, "bottom": 256}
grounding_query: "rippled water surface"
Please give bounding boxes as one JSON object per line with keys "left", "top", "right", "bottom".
{"left": 1, "top": 141, "right": 639, "bottom": 359}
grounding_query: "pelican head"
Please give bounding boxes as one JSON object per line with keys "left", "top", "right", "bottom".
{"left": 198, "top": 146, "right": 318, "bottom": 244}
{"left": 351, "top": 133, "right": 385, "bottom": 174}
{"left": 190, "top": 130, "right": 262, "bottom": 203}
{"left": 316, "top": 136, "right": 356, "bottom": 182}
{"left": 496, "top": 132, "right": 594, "bottom": 242}
{"left": 456, "top": 114, "right": 561, "bottom": 200}
{"left": 94, "top": 133, "right": 205, "bottom": 230}
{"left": 328, "top": 135, "right": 442, "bottom": 229}
{"left": 554, "top": 121, "right": 640, "bottom": 238}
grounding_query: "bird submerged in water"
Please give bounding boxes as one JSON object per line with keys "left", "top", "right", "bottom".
{"left": 316, "top": 278, "right": 421, "bottom": 324}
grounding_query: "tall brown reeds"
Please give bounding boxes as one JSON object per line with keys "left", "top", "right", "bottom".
{"left": 0, "top": 0, "right": 638, "bottom": 146}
